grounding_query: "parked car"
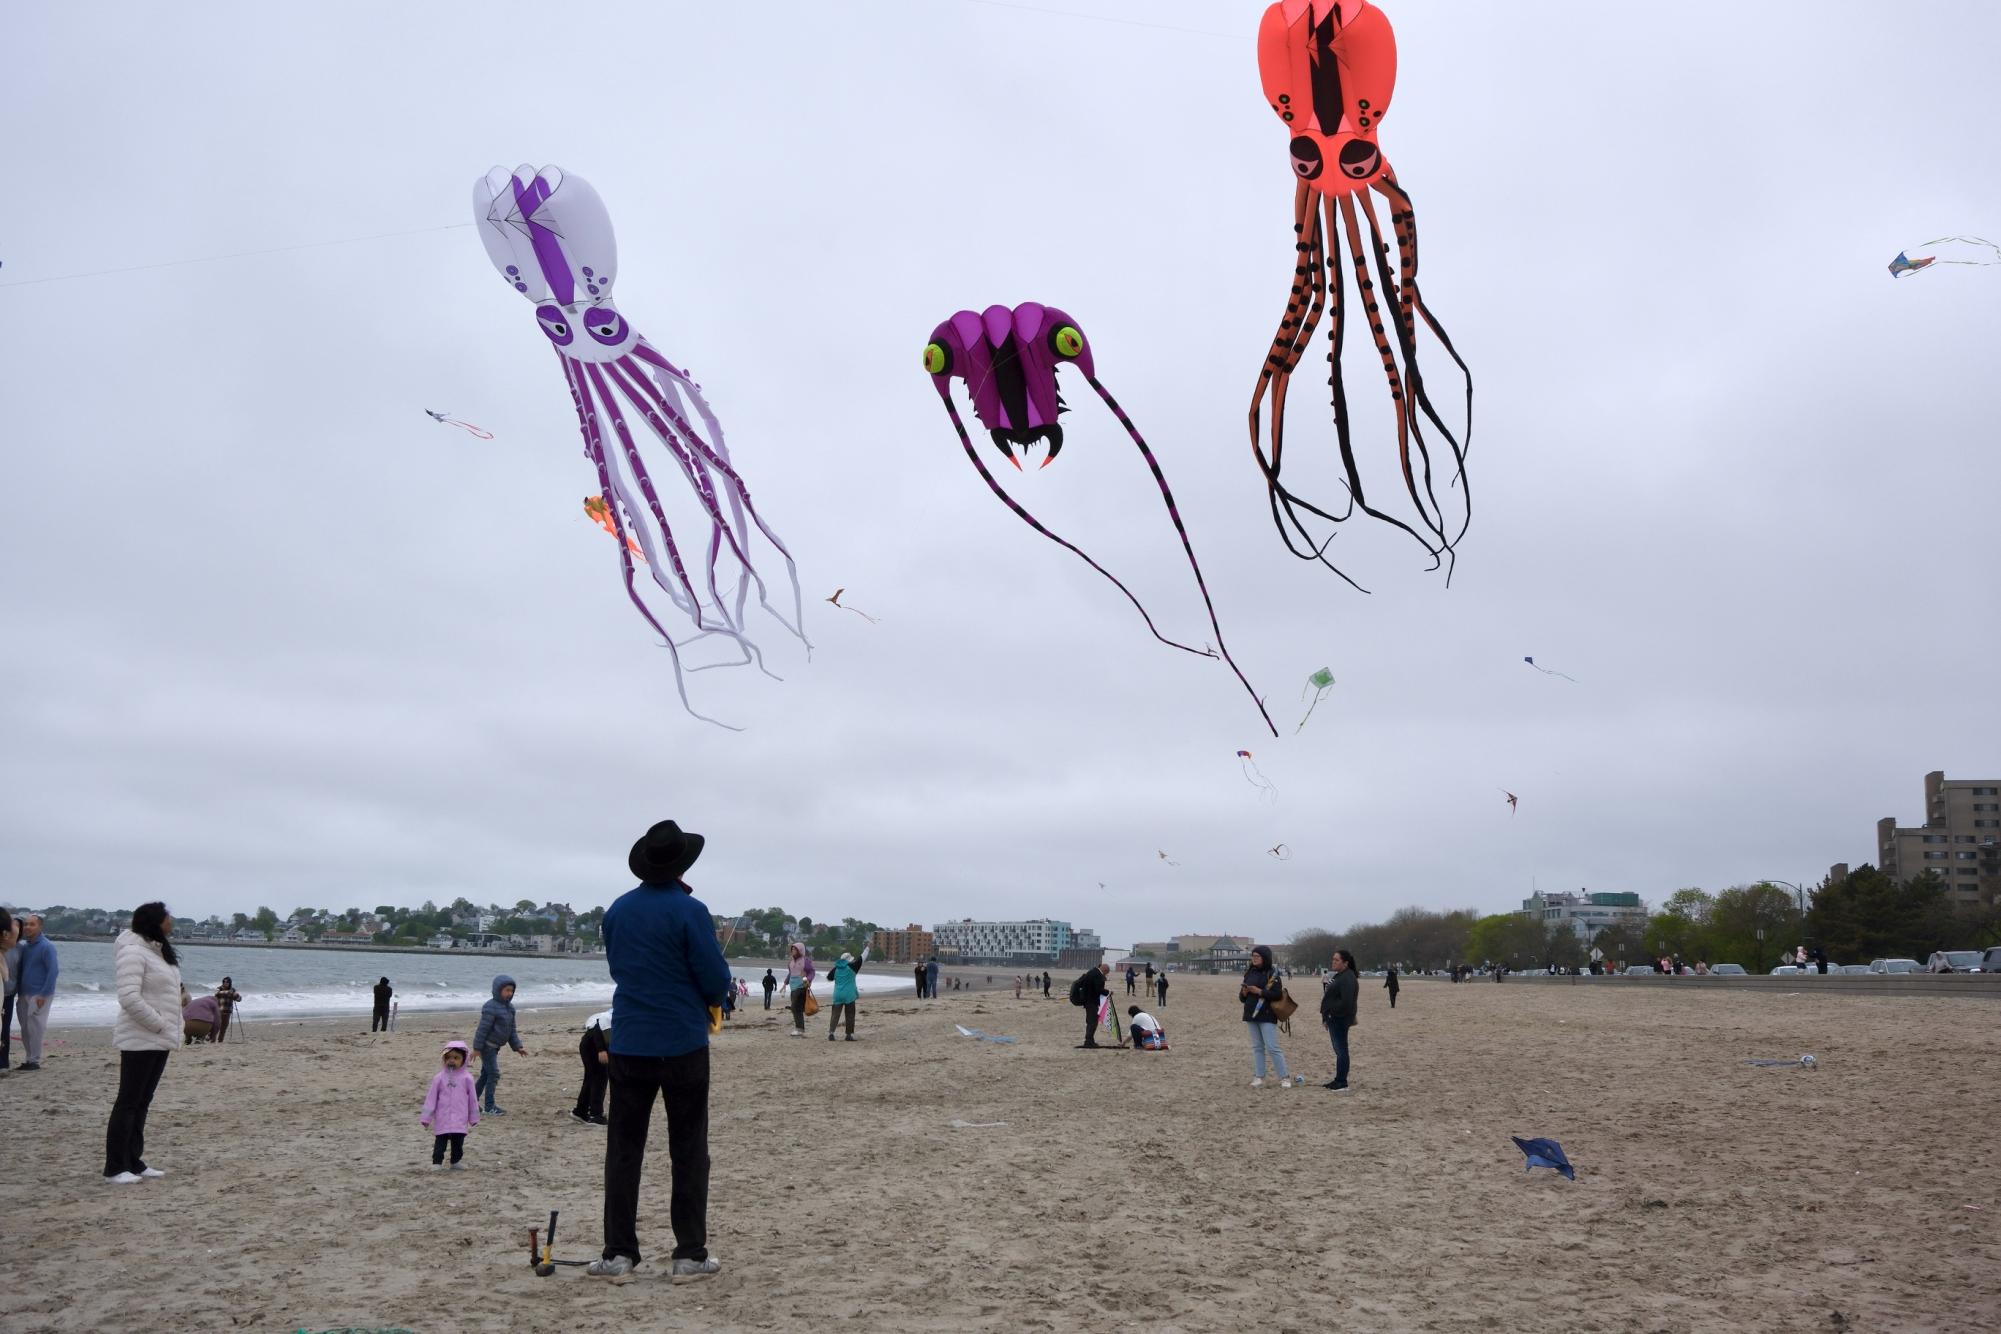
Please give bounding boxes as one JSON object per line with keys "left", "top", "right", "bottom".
{"left": 1622, "top": 965, "right": 1655, "bottom": 977}
{"left": 1709, "top": 963, "right": 1747, "bottom": 976}
{"left": 1925, "top": 951, "right": 1985, "bottom": 973}
{"left": 1771, "top": 965, "right": 1804, "bottom": 976}
{"left": 1838, "top": 964, "right": 1873, "bottom": 976}
{"left": 1868, "top": 958, "right": 1921, "bottom": 974}
{"left": 1985, "top": 947, "right": 2001, "bottom": 973}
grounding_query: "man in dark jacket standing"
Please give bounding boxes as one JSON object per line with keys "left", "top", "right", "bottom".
{"left": 590, "top": 820, "right": 733, "bottom": 1284}
{"left": 1319, "top": 949, "right": 1359, "bottom": 1091}
{"left": 1155, "top": 971, "right": 1169, "bottom": 1008}
{"left": 1073, "top": 963, "right": 1111, "bottom": 1048}
{"left": 1041, "top": 970, "right": 1051, "bottom": 998}
{"left": 761, "top": 969, "right": 777, "bottom": 1010}
{"left": 1384, "top": 966, "right": 1400, "bottom": 1009}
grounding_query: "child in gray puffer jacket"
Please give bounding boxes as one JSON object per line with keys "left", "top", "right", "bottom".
{"left": 471, "top": 975, "right": 529, "bottom": 1113}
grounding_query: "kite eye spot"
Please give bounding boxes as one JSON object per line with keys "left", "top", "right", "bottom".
{"left": 536, "top": 304, "right": 576, "bottom": 346}
{"left": 1337, "top": 138, "right": 1380, "bottom": 180}
{"left": 1288, "top": 135, "right": 1324, "bottom": 181}
{"left": 1050, "top": 325, "right": 1084, "bottom": 359}
{"left": 923, "top": 342, "right": 950, "bottom": 376}
{"left": 584, "top": 307, "right": 629, "bottom": 346}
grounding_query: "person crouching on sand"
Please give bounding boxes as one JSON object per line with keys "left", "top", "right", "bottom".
{"left": 574, "top": 1011, "right": 611, "bottom": 1125}
{"left": 421, "top": 1040, "right": 480, "bottom": 1168}
{"left": 1128, "top": 1006, "right": 1167, "bottom": 1050}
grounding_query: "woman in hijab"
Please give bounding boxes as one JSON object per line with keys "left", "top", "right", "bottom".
{"left": 1239, "top": 945, "right": 1299, "bottom": 1088}
{"left": 785, "top": 942, "right": 816, "bottom": 1037}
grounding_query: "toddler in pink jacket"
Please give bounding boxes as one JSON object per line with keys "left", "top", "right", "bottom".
{"left": 421, "top": 1040, "right": 481, "bottom": 1169}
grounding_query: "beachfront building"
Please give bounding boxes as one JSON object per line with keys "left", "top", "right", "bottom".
{"left": 1521, "top": 890, "right": 1647, "bottom": 941}
{"left": 1871, "top": 770, "right": 2001, "bottom": 908}
{"left": 930, "top": 917, "right": 1099, "bottom": 965}
{"left": 427, "top": 932, "right": 455, "bottom": 950}
{"left": 868, "top": 924, "right": 936, "bottom": 964}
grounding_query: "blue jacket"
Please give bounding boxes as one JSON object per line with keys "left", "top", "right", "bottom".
{"left": 472, "top": 975, "right": 524, "bottom": 1054}
{"left": 604, "top": 881, "right": 732, "bottom": 1059}
{"left": 17, "top": 935, "right": 58, "bottom": 998}
{"left": 830, "top": 957, "right": 862, "bottom": 1005}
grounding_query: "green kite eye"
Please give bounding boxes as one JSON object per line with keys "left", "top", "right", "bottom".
{"left": 923, "top": 342, "right": 949, "bottom": 375}
{"left": 1052, "top": 325, "right": 1084, "bottom": 358}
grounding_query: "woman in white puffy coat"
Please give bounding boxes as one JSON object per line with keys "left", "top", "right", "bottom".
{"left": 103, "top": 902, "right": 184, "bottom": 1184}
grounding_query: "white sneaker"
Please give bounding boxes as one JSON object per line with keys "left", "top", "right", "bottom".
{"left": 105, "top": 1172, "right": 142, "bottom": 1185}
{"left": 139, "top": 1167, "right": 166, "bottom": 1178}
{"left": 1250, "top": 1077, "right": 1266, "bottom": 1089}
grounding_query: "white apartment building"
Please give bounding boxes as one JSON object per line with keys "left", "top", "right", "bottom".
{"left": 931, "top": 918, "right": 1092, "bottom": 962}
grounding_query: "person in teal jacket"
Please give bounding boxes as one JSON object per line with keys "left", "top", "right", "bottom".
{"left": 825, "top": 951, "right": 865, "bottom": 1041}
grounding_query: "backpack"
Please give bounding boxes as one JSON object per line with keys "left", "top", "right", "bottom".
{"left": 1068, "top": 976, "right": 1087, "bottom": 1006}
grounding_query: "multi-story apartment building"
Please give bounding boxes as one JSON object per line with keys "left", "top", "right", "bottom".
{"left": 930, "top": 918, "right": 1095, "bottom": 964}
{"left": 1873, "top": 770, "right": 2001, "bottom": 906}
{"left": 868, "top": 924, "right": 936, "bottom": 964}
{"left": 1521, "top": 890, "right": 1648, "bottom": 942}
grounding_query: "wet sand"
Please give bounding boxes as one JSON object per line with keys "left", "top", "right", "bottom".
{"left": 3, "top": 977, "right": 1996, "bottom": 1332}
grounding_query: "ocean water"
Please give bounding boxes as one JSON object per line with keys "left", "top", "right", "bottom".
{"left": 43, "top": 941, "right": 911, "bottom": 1027}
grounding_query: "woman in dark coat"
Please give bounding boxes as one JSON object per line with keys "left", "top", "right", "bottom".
{"left": 1384, "top": 966, "right": 1400, "bottom": 1009}
{"left": 1239, "top": 946, "right": 1297, "bottom": 1087}
{"left": 1319, "top": 949, "right": 1359, "bottom": 1090}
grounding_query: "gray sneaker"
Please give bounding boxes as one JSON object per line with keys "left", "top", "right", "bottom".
{"left": 587, "top": 1255, "right": 636, "bottom": 1278}
{"left": 671, "top": 1256, "right": 721, "bottom": 1285}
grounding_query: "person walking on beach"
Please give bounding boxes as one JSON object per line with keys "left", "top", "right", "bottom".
{"left": 1319, "top": 948, "right": 1358, "bottom": 1091}
{"left": 1384, "top": 966, "right": 1400, "bottom": 1010}
{"left": 420, "top": 1040, "right": 480, "bottom": 1168}
{"left": 472, "top": 975, "right": 528, "bottom": 1114}
{"left": 1072, "top": 962, "right": 1111, "bottom": 1048}
{"left": 1155, "top": 971, "right": 1169, "bottom": 1009}
{"left": 785, "top": 942, "right": 816, "bottom": 1036}
{"left": 925, "top": 957, "right": 940, "bottom": 1000}
{"left": 1241, "top": 946, "right": 1299, "bottom": 1088}
{"left": 372, "top": 977, "right": 393, "bottom": 1033}
{"left": 590, "top": 818, "right": 731, "bottom": 1283}
{"left": 573, "top": 1011, "right": 610, "bottom": 1125}
{"left": 104, "top": 903, "right": 184, "bottom": 1183}
{"left": 1041, "top": 970, "right": 1051, "bottom": 999}
{"left": 912, "top": 962, "right": 926, "bottom": 998}
{"left": 16, "top": 912, "right": 58, "bottom": 1071}
{"left": 761, "top": 969, "right": 777, "bottom": 1010}
{"left": 212, "top": 977, "right": 242, "bottom": 1043}
{"left": 0, "top": 910, "right": 19, "bottom": 1072}
{"left": 1125, "top": 965, "right": 1138, "bottom": 996}
{"left": 826, "top": 951, "right": 863, "bottom": 1041}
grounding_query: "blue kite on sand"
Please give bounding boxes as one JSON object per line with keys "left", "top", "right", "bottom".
{"left": 1513, "top": 1136, "right": 1575, "bottom": 1180}
{"left": 953, "top": 1024, "right": 1016, "bottom": 1045}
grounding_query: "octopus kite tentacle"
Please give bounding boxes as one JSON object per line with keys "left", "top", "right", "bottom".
{"left": 563, "top": 357, "right": 742, "bottom": 731}
{"left": 1087, "top": 375, "right": 1279, "bottom": 738}
{"left": 927, "top": 303, "right": 1276, "bottom": 736}
{"left": 937, "top": 394, "right": 1216, "bottom": 663}
{"left": 1374, "top": 174, "right": 1474, "bottom": 499}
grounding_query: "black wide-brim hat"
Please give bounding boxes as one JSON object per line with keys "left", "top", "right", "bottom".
{"left": 629, "top": 819, "right": 705, "bottom": 884}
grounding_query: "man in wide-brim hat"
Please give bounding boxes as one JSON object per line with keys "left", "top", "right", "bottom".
{"left": 591, "top": 820, "right": 732, "bottom": 1284}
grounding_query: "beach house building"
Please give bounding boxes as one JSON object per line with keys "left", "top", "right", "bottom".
{"left": 869, "top": 924, "right": 936, "bottom": 963}
{"left": 930, "top": 918, "right": 1099, "bottom": 965}
{"left": 1521, "top": 890, "right": 1647, "bottom": 942}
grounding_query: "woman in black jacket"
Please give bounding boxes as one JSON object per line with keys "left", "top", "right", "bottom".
{"left": 1319, "top": 949, "right": 1359, "bottom": 1090}
{"left": 1384, "top": 965, "right": 1400, "bottom": 1009}
{"left": 1239, "top": 946, "right": 1298, "bottom": 1087}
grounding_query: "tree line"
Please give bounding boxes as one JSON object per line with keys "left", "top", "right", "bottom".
{"left": 1281, "top": 868, "right": 1994, "bottom": 973}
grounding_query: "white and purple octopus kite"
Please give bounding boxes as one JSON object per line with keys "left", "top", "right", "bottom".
{"left": 474, "top": 164, "right": 807, "bottom": 727}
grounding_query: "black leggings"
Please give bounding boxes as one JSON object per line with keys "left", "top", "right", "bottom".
{"left": 432, "top": 1133, "right": 465, "bottom": 1164}
{"left": 104, "top": 1048, "right": 171, "bottom": 1177}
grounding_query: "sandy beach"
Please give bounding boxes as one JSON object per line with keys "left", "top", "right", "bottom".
{"left": 3, "top": 977, "right": 1996, "bottom": 1333}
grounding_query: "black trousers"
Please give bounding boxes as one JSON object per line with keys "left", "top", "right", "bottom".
{"left": 575, "top": 1049, "right": 608, "bottom": 1119}
{"left": 827, "top": 1001, "right": 856, "bottom": 1037}
{"left": 603, "top": 1049, "right": 710, "bottom": 1265}
{"left": 1157, "top": 989, "right": 1167, "bottom": 1008}
{"left": 1388, "top": 991, "right": 1398, "bottom": 1009}
{"left": 104, "top": 1048, "right": 171, "bottom": 1177}
{"left": 789, "top": 986, "right": 809, "bottom": 1031}
{"left": 762, "top": 987, "right": 774, "bottom": 1010}
{"left": 1082, "top": 1002, "right": 1100, "bottom": 1044}
{"left": 432, "top": 1132, "right": 465, "bottom": 1164}
{"left": 372, "top": 1005, "right": 390, "bottom": 1032}
{"left": 1, "top": 991, "right": 13, "bottom": 1066}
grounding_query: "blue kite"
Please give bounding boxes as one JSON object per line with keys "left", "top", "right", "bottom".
{"left": 1512, "top": 1136, "right": 1575, "bottom": 1180}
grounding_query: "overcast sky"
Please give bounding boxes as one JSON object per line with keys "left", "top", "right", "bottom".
{"left": 3, "top": 2, "right": 1996, "bottom": 949}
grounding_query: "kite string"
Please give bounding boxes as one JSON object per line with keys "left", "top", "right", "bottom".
{"left": 0, "top": 221, "right": 474, "bottom": 289}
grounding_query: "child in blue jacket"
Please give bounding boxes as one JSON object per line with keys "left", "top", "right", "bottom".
{"left": 471, "top": 975, "right": 529, "bottom": 1114}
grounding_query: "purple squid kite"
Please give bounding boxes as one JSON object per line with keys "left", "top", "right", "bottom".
{"left": 924, "top": 304, "right": 1275, "bottom": 736}
{"left": 475, "top": 164, "right": 807, "bottom": 728}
